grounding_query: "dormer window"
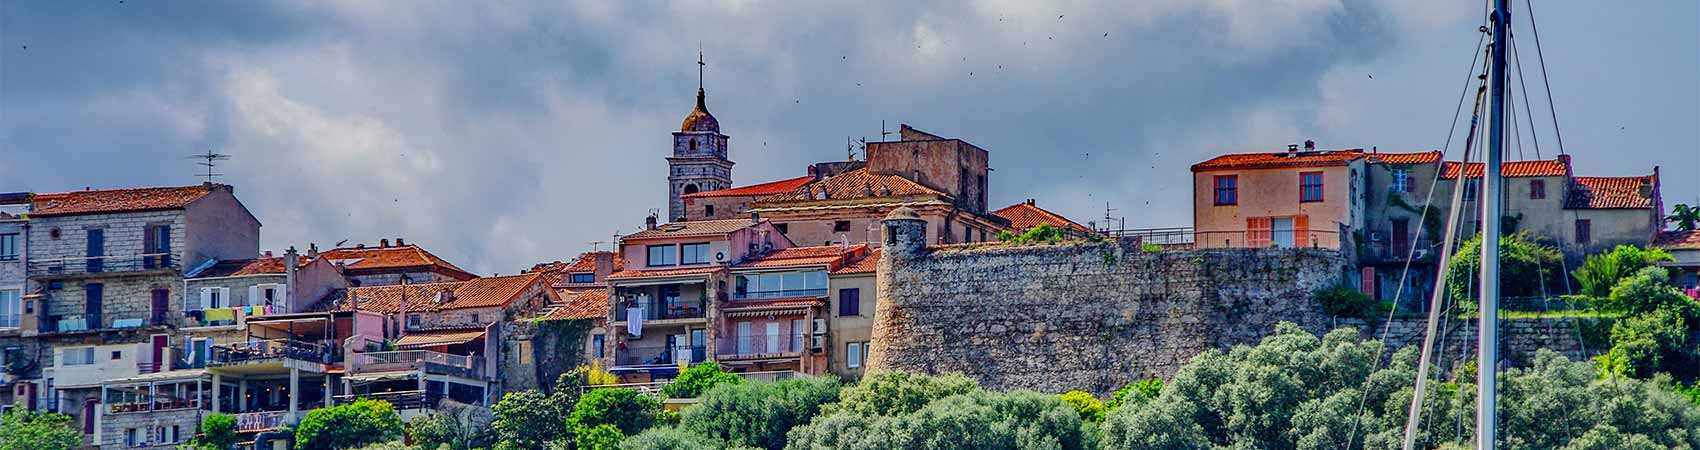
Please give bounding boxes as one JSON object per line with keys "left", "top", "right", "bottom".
{"left": 570, "top": 273, "right": 596, "bottom": 284}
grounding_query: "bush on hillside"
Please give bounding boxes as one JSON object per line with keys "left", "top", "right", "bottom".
{"left": 680, "top": 377, "right": 841, "bottom": 449}
{"left": 1574, "top": 245, "right": 1676, "bottom": 299}
{"left": 293, "top": 398, "right": 403, "bottom": 450}
{"left": 0, "top": 409, "right": 81, "bottom": 450}
{"left": 662, "top": 362, "right": 743, "bottom": 399}
{"left": 618, "top": 426, "right": 723, "bottom": 450}
{"left": 786, "top": 389, "right": 1094, "bottom": 450}
{"left": 1106, "top": 378, "right": 1163, "bottom": 412}
{"left": 1315, "top": 285, "right": 1379, "bottom": 320}
{"left": 822, "top": 371, "right": 978, "bottom": 417}
{"left": 492, "top": 390, "right": 572, "bottom": 450}
{"left": 1446, "top": 233, "right": 1566, "bottom": 307}
{"left": 568, "top": 388, "right": 660, "bottom": 436}
{"left": 1058, "top": 391, "right": 1105, "bottom": 422}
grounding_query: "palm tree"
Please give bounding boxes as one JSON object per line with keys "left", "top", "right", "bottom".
{"left": 1668, "top": 203, "right": 1700, "bottom": 231}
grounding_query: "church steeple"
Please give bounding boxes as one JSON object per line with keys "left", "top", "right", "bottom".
{"left": 668, "top": 49, "right": 733, "bottom": 222}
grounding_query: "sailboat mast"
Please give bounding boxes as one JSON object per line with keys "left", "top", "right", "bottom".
{"left": 1479, "top": 0, "right": 1512, "bottom": 448}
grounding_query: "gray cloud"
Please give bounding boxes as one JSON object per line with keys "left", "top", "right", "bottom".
{"left": 3, "top": 0, "right": 1695, "bottom": 274}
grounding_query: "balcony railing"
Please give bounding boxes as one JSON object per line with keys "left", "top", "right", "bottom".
{"left": 1190, "top": 230, "right": 1345, "bottom": 250}
{"left": 210, "top": 339, "right": 334, "bottom": 366}
{"left": 235, "top": 411, "right": 288, "bottom": 432}
{"left": 734, "top": 289, "right": 828, "bottom": 300}
{"left": 107, "top": 397, "right": 201, "bottom": 414}
{"left": 615, "top": 299, "right": 707, "bottom": 321}
{"left": 349, "top": 350, "right": 484, "bottom": 379}
{"left": 717, "top": 333, "right": 806, "bottom": 357}
{"left": 1364, "top": 238, "right": 1439, "bottom": 263}
{"left": 615, "top": 343, "right": 706, "bottom": 366}
{"left": 27, "top": 252, "right": 177, "bottom": 277}
{"left": 334, "top": 390, "right": 431, "bottom": 410}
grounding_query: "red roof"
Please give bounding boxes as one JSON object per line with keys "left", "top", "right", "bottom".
{"left": 31, "top": 185, "right": 221, "bottom": 217}
{"left": 682, "top": 176, "right": 815, "bottom": 199}
{"left": 545, "top": 290, "right": 609, "bottom": 321}
{"left": 192, "top": 257, "right": 291, "bottom": 278}
{"left": 607, "top": 266, "right": 725, "bottom": 280}
{"left": 525, "top": 252, "right": 625, "bottom": 286}
{"left": 1566, "top": 176, "right": 1656, "bottom": 209}
{"left": 991, "top": 202, "right": 1091, "bottom": 232}
{"left": 1654, "top": 230, "right": 1700, "bottom": 250}
{"left": 756, "top": 168, "right": 944, "bottom": 203}
{"left": 623, "top": 219, "right": 760, "bottom": 240}
{"left": 317, "top": 244, "right": 476, "bottom": 280}
{"left": 1190, "top": 149, "right": 1365, "bottom": 172}
{"left": 832, "top": 248, "right": 881, "bottom": 275}
{"left": 1368, "top": 151, "right": 1443, "bottom": 164}
{"left": 327, "top": 273, "right": 545, "bottom": 313}
{"left": 735, "top": 244, "right": 867, "bottom": 270}
{"left": 1439, "top": 159, "right": 1569, "bottom": 179}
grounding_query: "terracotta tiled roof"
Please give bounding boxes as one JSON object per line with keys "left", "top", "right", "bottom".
{"left": 607, "top": 266, "right": 725, "bottom": 280}
{"left": 191, "top": 257, "right": 290, "bottom": 278}
{"left": 682, "top": 176, "right": 815, "bottom": 199}
{"left": 833, "top": 249, "right": 881, "bottom": 275}
{"left": 525, "top": 252, "right": 626, "bottom": 287}
{"left": 395, "top": 328, "right": 487, "bottom": 349}
{"left": 735, "top": 244, "right": 867, "bottom": 270}
{"left": 545, "top": 290, "right": 609, "bottom": 321}
{"left": 326, "top": 273, "right": 543, "bottom": 313}
{"left": 317, "top": 244, "right": 476, "bottom": 279}
{"left": 1654, "top": 230, "right": 1700, "bottom": 250}
{"left": 30, "top": 185, "right": 220, "bottom": 217}
{"left": 1190, "top": 149, "right": 1365, "bottom": 172}
{"left": 1566, "top": 176, "right": 1656, "bottom": 209}
{"left": 623, "top": 219, "right": 760, "bottom": 240}
{"left": 756, "top": 168, "right": 945, "bottom": 203}
{"left": 1368, "top": 151, "right": 1443, "bottom": 164}
{"left": 991, "top": 202, "right": 1091, "bottom": 232}
{"left": 1439, "top": 159, "right": 1569, "bottom": 179}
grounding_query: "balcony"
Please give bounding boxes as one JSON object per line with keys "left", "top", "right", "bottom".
{"left": 717, "top": 333, "right": 806, "bottom": 359}
{"left": 333, "top": 390, "right": 431, "bottom": 410}
{"left": 614, "top": 299, "right": 707, "bottom": 322}
{"left": 235, "top": 411, "right": 290, "bottom": 432}
{"left": 349, "top": 350, "right": 484, "bottom": 380}
{"left": 37, "top": 314, "right": 164, "bottom": 334}
{"left": 616, "top": 342, "right": 706, "bottom": 366}
{"left": 1363, "top": 238, "right": 1439, "bottom": 264}
{"left": 209, "top": 339, "right": 334, "bottom": 367}
{"left": 27, "top": 252, "right": 177, "bottom": 278}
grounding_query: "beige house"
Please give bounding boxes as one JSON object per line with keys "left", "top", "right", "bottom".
{"left": 1190, "top": 142, "right": 1366, "bottom": 249}
{"left": 826, "top": 249, "right": 878, "bottom": 378}
{"left": 1654, "top": 230, "right": 1700, "bottom": 293}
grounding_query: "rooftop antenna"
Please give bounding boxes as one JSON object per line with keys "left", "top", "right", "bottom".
{"left": 586, "top": 241, "right": 605, "bottom": 252}
{"left": 847, "top": 137, "right": 858, "bottom": 161}
{"left": 189, "top": 149, "right": 230, "bottom": 183}
{"left": 1102, "top": 202, "right": 1119, "bottom": 233}
{"left": 879, "top": 120, "right": 896, "bottom": 142}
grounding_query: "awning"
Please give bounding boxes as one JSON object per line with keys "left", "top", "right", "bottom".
{"left": 103, "top": 369, "right": 209, "bottom": 386}
{"left": 395, "top": 329, "right": 486, "bottom": 349}
{"left": 608, "top": 365, "right": 681, "bottom": 375}
{"left": 344, "top": 371, "right": 419, "bottom": 384}
{"left": 724, "top": 308, "right": 809, "bottom": 318}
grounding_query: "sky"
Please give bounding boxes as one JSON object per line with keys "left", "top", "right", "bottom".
{"left": 2, "top": 1, "right": 1696, "bottom": 275}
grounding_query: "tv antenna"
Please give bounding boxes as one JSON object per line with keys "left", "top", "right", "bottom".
{"left": 189, "top": 149, "right": 230, "bottom": 183}
{"left": 586, "top": 241, "right": 605, "bottom": 252}
{"left": 879, "top": 120, "right": 895, "bottom": 142}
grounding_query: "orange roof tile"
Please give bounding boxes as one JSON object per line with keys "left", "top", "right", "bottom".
{"left": 735, "top": 244, "right": 866, "bottom": 270}
{"left": 1368, "top": 151, "right": 1443, "bottom": 164}
{"left": 991, "top": 202, "right": 1091, "bottom": 233}
{"left": 1566, "top": 176, "right": 1656, "bottom": 209}
{"left": 1654, "top": 230, "right": 1700, "bottom": 250}
{"left": 682, "top": 176, "right": 815, "bottom": 199}
{"left": 545, "top": 290, "right": 609, "bottom": 321}
{"left": 317, "top": 244, "right": 476, "bottom": 280}
{"left": 1439, "top": 159, "right": 1569, "bottom": 179}
{"left": 192, "top": 257, "right": 291, "bottom": 278}
{"left": 1190, "top": 149, "right": 1366, "bottom": 172}
{"left": 31, "top": 185, "right": 220, "bottom": 217}
{"left": 326, "top": 273, "right": 543, "bottom": 313}
{"left": 832, "top": 248, "right": 881, "bottom": 275}
{"left": 525, "top": 252, "right": 624, "bottom": 286}
{"left": 756, "top": 168, "right": 945, "bottom": 203}
{"left": 607, "top": 266, "right": 726, "bottom": 280}
{"left": 623, "top": 219, "right": 760, "bottom": 240}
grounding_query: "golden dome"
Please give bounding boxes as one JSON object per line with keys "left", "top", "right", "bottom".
{"left": 680, "top": 88, "right": 719, "bottom": 133}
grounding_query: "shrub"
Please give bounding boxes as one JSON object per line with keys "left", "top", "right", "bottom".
{"left": 1597, "top": 307, "right": 1691, "bottom": 378}
{"left": 492, "top": 390, "right": 572, "bottom": 450}
{"left": 0, "top": 409, "right": 81, "bottom": 450}
{"left": 579, "top": 361, "right": 619, "bottom": 386}
{"left": 198, "top": 413, "right": 238, "bottom": 450}
{"left": 786, "top": 389, "right": 1094, "bottom": 450}
{"left": 1106, "top": 378, "right": 1163, "bottom": 412}
{"left": 574, "top": 423, "right": 624, "bottom": 450}
{"left": 662, "top": 362, "right": 743, "bottom": 399}
{"left": 1314, "top": 285, "right": 1378, "bottom": 320}
{"left": 1057, "top": 391, "right": 1105, "bottom": 422}
{"left": 824, "top": 371, "right": 977, "bottom": 417}
{"left": 1141, "top": 243, "right": 1164, "bottom": 253}
{"left": 569, "top": 388, "right": 660, "bottom": 436}
{"left": 293, "top": 398, "right": 403, "bottom": 450}
{"left": 999, "top": 223, "right": 1067, "bottom": 244}
{"left": 1575, "top": 245, "right": 1677, "bottom": 298}
{"left": 1446, "top": 233, "right": 1566, "bottom": 306}
{"left": 618, "top": 426, "right": 721, "bottom": 450}
{"left": 1605, "top": 266, "right": 1699, "bottom": 318}
{"left": 408, "top": 401, "right": 493, "bottom": 450}
{"left": 681, "top": 377, "right": 841, "bottom": 450}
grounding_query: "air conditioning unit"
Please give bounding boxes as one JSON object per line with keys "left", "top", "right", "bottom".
{"left": 809, "top": 334, "right": 825, "bottom": 351}
{"left": 811, "top": 319, "right": 827, "bottom": 335}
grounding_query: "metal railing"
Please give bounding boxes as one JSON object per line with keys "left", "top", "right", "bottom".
{"left": 1106, "top": 227, "right": 1195, "bottom": 246}
{"left": 717, "top": 333, "right": 806, "bottom": 357}
{"left": 349, "top": 350, "right": 483, "bottom": 379}
{"left": 615, "top": 343, "right": 706, "bottom": 366}
{"left": 735, "top": 288, "right": 828, "bottom": 300}
{"left": 334, "top": 390, "right": 431, "bottom": 410}
{"left": 235, "top": 411, "right": 288, "bottom": 432}
{"left": 1363, "top": 238, "right": 1439, "bottom": 262}
{"left": 107, "top": 396, "right": 201, "bottom": 414}
{"left": 1189, "top": 230, "right": 1345, "bottom": 250}
{"left": 615, "top": 299, "right": 707, "bottom": 321}
{"left": 210, "top": 339, "right": 333, "bottom": 366}
{"left": 27, "top": 252, "right": 176, "bottom": 277}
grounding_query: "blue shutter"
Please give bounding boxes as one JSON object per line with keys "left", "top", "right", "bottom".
{"left": 158, "top": 225, "right": 172, "bottom": 268}
{"left": 86, "top": 229, "right": 104, "bottom": 273}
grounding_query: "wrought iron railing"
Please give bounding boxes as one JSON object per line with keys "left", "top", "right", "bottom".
{"left": 615, "top": 343, "right": 705, "bottom": 366}
{"left": 334, "top": 390, "right": 431, "bottom": 410}
{"left": 27, "top": 252, "right": 177, "bottom": 277}
{"left": 210, "top": 339, "right": 333, "bottom": 366}
{"left": 615, "top": 299, "right": 707, "bottom": 321}
{"left": 717, "top": 333, "right": 806, "bottom": 357}
{"left": 235, "top": 411, "right": 288, "bottom": 432}
{"left": 350, "top": 350, "right": 483, "bottom": 379}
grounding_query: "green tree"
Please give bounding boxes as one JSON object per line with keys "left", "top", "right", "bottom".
{"left": 1313, "top": 285, "right": 1378, "bottom": 320}
{"left": 195, "top": 413, "right": 238, "bottom": 450}
{"left": 569, "top": 388, "right": 660, "bottom": 436}
{"left": 662, "top": 362, "right": 743, "bottom": 399}
{"left": 823, "top": 371, "right": 978, "bottom": 417}
{"left": 493, "top": 389, "right": 573, "bottom": 450}
{"left": 681, "top": 377, "right": 841, "bottom": 450}
{"left": 1668, "top": 204, "right": 1700, "bottom": 232}
{"left": 786, "top": 389, "right": 1094, "bottom": 450}
{"left": 409, "top": 401, "right": 494, "bottom": 450}
{"left": 1604, "top": 266, "right": 1699, "bottom": 318}
{"left": 1597, "top": 307, "right": 1693, "bottom": 378}
{"left": 1058, "top": 391, "right": 1105, "bottom": 422}
{"left": 0, "top": 409, "right": 81, "bottom": 450}
{"left": 999, "top": 223, "right": 1068, "bottom": 244}
{"left": 293, "top": 398, "right": 403, "bottom": 450}
{"left": 1446, "top": 233, "right": 1566, "bottom": 307}
{"left": 1106, "top": 378, "right": 1163, "bottom": 412}
{"left": 574, "top": 423, "right": 624, "bottom": 450}
{"left": 1573, "top": 245, "right": 1676, "bottom": 298}
{"left": 619, "top": 426, "right": 722, "bottom": 450}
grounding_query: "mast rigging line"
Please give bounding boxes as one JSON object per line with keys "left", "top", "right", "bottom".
{"left": 1523, "top": 0, "right": 1567, "bottom": 156}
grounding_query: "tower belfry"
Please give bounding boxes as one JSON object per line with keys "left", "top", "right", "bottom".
{"left": 667, "top": 50, "right": 734, "bottom": 222}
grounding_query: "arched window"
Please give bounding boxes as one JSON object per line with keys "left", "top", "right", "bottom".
{"left": 689, "top": 139, "right": 698, "bottom": 151}
{"left": 683, "top": 184, "right": 700, "bottom": 195}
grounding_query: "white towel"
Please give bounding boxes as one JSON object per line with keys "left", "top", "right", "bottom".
{"left": 627, "top": 307, "right": 644, "bottom": 337}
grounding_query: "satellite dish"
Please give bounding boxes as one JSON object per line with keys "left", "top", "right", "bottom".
{"left": 715, "top": 252, "right": 726, "bottom": 261}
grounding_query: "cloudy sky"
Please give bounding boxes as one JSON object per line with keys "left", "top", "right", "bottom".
{"left": 2, "top": 1, "right": 1695, "bottom": 275}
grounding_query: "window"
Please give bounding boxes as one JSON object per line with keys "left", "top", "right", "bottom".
{"left": 1299, "top": 172, "right": 1325, "bottom": 202}
{"left": 846, "top": 342, "right": 868, "bottom": 369}
{"left": 570, "top": 273, "right": 596, "bottom": 284}
{"left": 834, "top": 221, "right": 852, "bottom": 233}
{"left": 407, "top": 314, "right": 422, "bottom": 328}
{"left": 1212, "top": 175, "right": 1238, "bottom": 205}
{"left": 1389, "top": 169, "right": 1410, "bottom": 193}
{"left": 0, "top": 233, "right": 16, "bottom": 260}
{"left": 681, "top": 243, "right": 711, "bottom": 265}
{"left": 63, "top": 347, "right": 95, "bottom": 366}
{"left": 111, "top": 350, "right": 121, "bottom": 360}
{"left": 647, "top": 244, "right": 677, "bottom": 267}
{"left": 839, "top": 288, "right": 860, "bottom": 316}
{"left": 1529, "top": 179, "right": 1546, "bottom": 199}
{"left": 736, "top": 271, "right": 828, "bottom": 299}
{"left": 774, "top": 223, "right": 789, "bottom": 235}
{"left": 0, "top": 290, "right": 18, "bottom": 328}
{"left": 704, "top": 205, "right": 715, "bottom": 217}
{"left": 1575, "top": 219, "right": 1591, "bottom": 244}
{"left": 143, "top": 224, "right": 171, "bottom": 268}
{"left": 156, "top": 425, "right": 180, "bottom": 444}
{"left": 125, "top": 428, "right": 144, "bottom": 447}
{"left": 198, "top": 287, "right": 229, "bottom": 310}
{"left": 592, "top": 334, "right": 606, "bottom": 358}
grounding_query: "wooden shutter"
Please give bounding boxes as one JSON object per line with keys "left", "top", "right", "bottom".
{"left": 1294, "top": 215, "right": 1310, "bottom": 247}
{"left": 1246, "top": 217, "right": 1271, "bottom": 248}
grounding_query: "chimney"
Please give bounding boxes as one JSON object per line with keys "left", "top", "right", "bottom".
{"left": 1557, "top": 154, "right": 1571, "bottom": 166}
{"left": 645, "top": 214, "right": 658, "bottom": 230}
{"left": 1287, "top": 144, "right": 1299, "bottom": 157}
{"left": 593, "top": 252, "right": 615, "bottom": 281}
{"left": 355, "top": 243, "right": 365, "bottom": 249}
{"left": 263, "top": 250, "right": 273, "bottom": 258}
{"left": 1303, "top": 139, "right": 1315, "bottom": 151}
{"left": 306, "top": 243, "right": 319, "bottom": 259}
{"left": 395, "top": 237, "right": 405, "bottom": 246}
{"left": 380, "top": 238, "right": 390, "bottom": 248}
{"left": 1025, "top": 199, "right": 1036, "bottom": 206}
{"left": 284, "top": 246, "right": 299, "bottom": 313}
{"left": 808, "top": 164, "right": 820, "bottom": 180}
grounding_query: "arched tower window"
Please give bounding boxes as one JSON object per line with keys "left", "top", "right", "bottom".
{"left": 689, "top": 139, "right": 698, "bottom": 151}
{"left": 683, "top": 184, "right": 700, "bottom": 195}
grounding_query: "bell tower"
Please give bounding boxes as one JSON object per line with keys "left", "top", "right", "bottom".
{"left": 668, "top": 51, "right": 734, "bottom": 222}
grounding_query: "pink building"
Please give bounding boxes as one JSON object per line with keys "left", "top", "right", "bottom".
{"left": 1190, "top": 142, "right": 1366, "bottom": 249}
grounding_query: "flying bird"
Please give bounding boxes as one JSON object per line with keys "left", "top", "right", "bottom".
{"left": 1058, "top": 15, "right": 1064, "bottom": 19}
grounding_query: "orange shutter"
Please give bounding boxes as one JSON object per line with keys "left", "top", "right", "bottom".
{"left": 1293, "top": 215, "right": 1310, "bottom": 247}
{"left": 1246, "top": 217, "right": 1271, "bottom": 248}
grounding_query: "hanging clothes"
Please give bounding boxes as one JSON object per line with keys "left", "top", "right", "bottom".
{"left": 205, "top": 308, "right": 235, "bottom": 322}
{"left": 627, "top": 306, "right": 644, "bottom": 337}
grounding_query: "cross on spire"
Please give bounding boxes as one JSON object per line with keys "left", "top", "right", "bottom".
{"left": 697, "top": 46, "right": 705, "bottom": 91}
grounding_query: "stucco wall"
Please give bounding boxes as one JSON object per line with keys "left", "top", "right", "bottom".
{"left": 182, "top": 190, "right": 260, "bottom": 267}
{"left": 866, "top": 137, "right": 989, "bottom": 214}
{"left": 826, "top": 273, "right": 876, "bottom": 378}
{"left": 1192, "top": 162, "right": 1363, "bottom": 249}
